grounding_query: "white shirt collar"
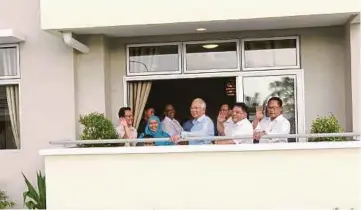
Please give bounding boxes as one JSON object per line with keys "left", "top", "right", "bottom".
{"left": 225, "top": 117, "right": 233, "bottom": 123}
{"left": 194, "top": 114, "right": 206, "bottom": 123}
{"left": 234, "top": 118, "right": 249, "bottom": 125}
{"left": 270, "top": 114, "right": 285, "bottom": 122}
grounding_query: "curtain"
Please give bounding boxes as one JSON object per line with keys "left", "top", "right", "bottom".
{"left": 6, "top": 85, "right": 20, "bottom": 148}
{"left": 2, "top": 48, "right": 20, "bottom": 148}
{"left": 127, "top": 46, "right": 159, "bottom": 129}
{"left": 128, "top": 81, "right": 152, "bottom": 130}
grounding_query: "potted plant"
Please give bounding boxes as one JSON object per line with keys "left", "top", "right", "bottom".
{"left": 23, "top": 171, "right": 46, "bottom": 209}
{"left": 310, "top": 114, "right": 346, "bottom": 142}
{"left": 0, "top": 190, "right": 15, "bottom": 209}
{"left": 79, "top": 112, "right": 119, "bottom": 147}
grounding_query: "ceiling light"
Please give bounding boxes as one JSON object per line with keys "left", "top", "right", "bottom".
{"left": 196, "top": 28, "right": 207, "bottom": 31}
{"left": 202, "top": 44, "right": 219, "bottom": 49}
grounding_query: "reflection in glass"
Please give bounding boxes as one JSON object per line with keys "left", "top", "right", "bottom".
{"left": 0, "top": 85, "right": 17, "bottom": 149}
{"left": 185, "top": 42, "right": 238, "bottom": 71}
{"left": 243, "top": 76, "right": 296, "bottom": 135}
{"left": 244, "top": 39, "right": 298, "bottom": 69}
{"left": 0, "top": 47, "right": 18, "bottom": 76}
{"left": 128, "top": 45, "right": 179, "bottom": 73}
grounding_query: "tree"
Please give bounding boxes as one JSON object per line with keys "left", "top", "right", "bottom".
{"left": 244, "top": 92, "right": 261, "bottom": 116}
{"left": 265, "top": 76, "right": 296, "bottom": 134}
{"left": 244, "top": 92, "right": 261, "bottom": 107}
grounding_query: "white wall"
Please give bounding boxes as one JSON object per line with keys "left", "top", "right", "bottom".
{"left": 346, "top": 22, "right": 361, "bottom": 134}
{"left": 0, "top": 0, "right": 75, "bottom": 207}
{"left": 40, "top": 0, "right": 359, "bottom": 30}
{"left": 105, "top": 26, "right": 350, "bottom": 132}
{"left": 75, "top": 35, "right": 111, "bottom": 119}
{"left": 43, "top": 147, "right": 360, "bottom": 209}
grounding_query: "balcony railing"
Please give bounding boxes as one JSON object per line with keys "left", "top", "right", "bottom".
{"left": 41, "top": 132, "right": 361, "bottom": 209}
{"left": 49, "top": 132, "right": 360, "bottom": 146}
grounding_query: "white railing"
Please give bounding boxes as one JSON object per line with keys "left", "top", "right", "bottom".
{"left": 49, "top": 132, "right": 360, "bottom": 146}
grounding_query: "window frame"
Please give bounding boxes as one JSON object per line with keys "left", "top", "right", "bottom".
{"left": 236, "top": 69, "right": 305, "bottom": 139}
{"left": 126, "top": 42, "right": 182, "bottom": 76}
{"left": 0, "top": 44, "right": 21, "bottom": 79}
{"left": 123, "top": 69, "right": 305, "bottom": 140}
{"left": 182, "top": 39, "right": 240, "bottom": 74}
{"left": 0, "top": 43, "right": 21, "bottom": 150}
{"left": 241, "top": 36, "right": 300, "bottom": 71}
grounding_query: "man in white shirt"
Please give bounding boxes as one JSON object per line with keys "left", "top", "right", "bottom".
{"left": 215, "top": 104, "right": 232, "bottom": 135}
{"left": 162, "top": 104, "right": 183, "bottom": 136}
{"left": 216, "top": 103, "right": 253, "bottom": 144}
{"left": 116, "top": 107, "right": 137, "bottom": 146}
{"left": 254, "top": 97, "right": 290, "bottom": 143}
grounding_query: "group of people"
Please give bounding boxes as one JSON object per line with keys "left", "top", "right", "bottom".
{"left": 116, "top": 96, "right": 291, "bottom": 146}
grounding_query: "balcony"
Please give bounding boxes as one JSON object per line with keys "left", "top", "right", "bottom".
{"left": 40, "top": 134, "right": 361, "bottom": 209}
{"left": 40, "top": 0, "right": 359, "bottom": 37}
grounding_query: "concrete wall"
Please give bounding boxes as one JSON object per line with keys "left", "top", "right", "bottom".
{"left": 75, "top": 36, "right": 111, "bottom": 118}
{"left": 39, "top": 0, "right": 359, "bottom": 30}
{"left": 345, "top": 22, "right": 361, "bottom": 134}
{"left": 43, "top": 146, "right": 360, "bottom": 209}
{"left": 90, "top": 26, "right": 349, "bottom": 132}
{"left": 0, "top": 0, "right": 75, "bottom": 207}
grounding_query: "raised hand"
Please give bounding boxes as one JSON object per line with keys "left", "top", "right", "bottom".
{"left": 255, "top": 110, "right": 264, "bottom": 121}
{"left": 119, "top": 118, "right": 127, "bottom": 127}
{"left": 170, "top": 135, "right": 181, "bottom": 144}
{"left": 217, "top": 111, "right": 227, "bottom": 123}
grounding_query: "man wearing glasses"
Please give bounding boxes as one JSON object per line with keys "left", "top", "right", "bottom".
{"left": 253, "top": 97, "right": 290, "bottom": 143}
{"left": 117, "top": 107, "right": 137, "bottom": 146}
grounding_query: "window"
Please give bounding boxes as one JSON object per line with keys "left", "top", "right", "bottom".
{"left": 242, "top": 75, "right": 298, "bottom": 139}
{"left": 242, "top": 37, "right": 300, "bottom": 70}
{"left": 184, "top": 40, "right": 239, "bottom": 72}
{"left": 0, "top": 45, "right": 20, "bottom": 150}
{"left": 0, "top": 46, "right": 20, "bottom": 78}
{"left": 127, "top": 43, "right": 181, "bottom": 76}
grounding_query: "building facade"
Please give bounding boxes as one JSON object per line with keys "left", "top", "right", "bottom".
{"left": 0, "top": 0, "right": 360, "bottom": 208}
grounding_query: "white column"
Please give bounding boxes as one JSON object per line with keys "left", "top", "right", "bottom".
{"left": 75, "top": 35, "right": 112, "bottom": 130}
{"left": 348, "top": 21, "right": 361, "bottom": 138}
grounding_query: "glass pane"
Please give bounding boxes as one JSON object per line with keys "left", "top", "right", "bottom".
{"left": 0, "top": 85, "right": 18, "bottom": 149}
{"left": 0, "top": 47, "right": 18, "bottom": 76}
{"left": 243, "top": 76, "right": 296, "bottom": 135}
{"left": 244, "top": 39, "right": 297, "bottom": 69}
{"left": 128, "top": 45, "right": 179, "bottom": 74}
{"left": 185, "top": 42, "right": 238, "bottom": 71}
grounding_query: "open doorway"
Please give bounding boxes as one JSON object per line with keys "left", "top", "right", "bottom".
{"left": 145, "top": 77, "right": 236, "bottom": 125}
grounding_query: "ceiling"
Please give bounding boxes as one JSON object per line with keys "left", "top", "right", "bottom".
{"left": 68, "top": 13, "right": 357, "bottom": 37}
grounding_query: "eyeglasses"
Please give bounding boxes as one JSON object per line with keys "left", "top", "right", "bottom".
{"left": 267, "top": 106, "right": 280, "bottom": 110}
{"left": 124, "top": 115, "right": 133, "bottom": 118}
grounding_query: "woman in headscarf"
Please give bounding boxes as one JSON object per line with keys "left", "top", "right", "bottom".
{"left": 139, "top": 116, "right": 174, "bottom": 146}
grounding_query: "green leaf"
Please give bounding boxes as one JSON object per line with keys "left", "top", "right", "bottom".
{"left": 310, "top": 114, "right": 346, "bottom": 142}
{"left": 22, "top": 171, "right": 46, "bottom": 209}
{"left": 36, "top": 172, "right": 46, "bottom": 209}
{"left": 79, "top": 112, "right": 119, "bottom": 147}
{"left": 25, "top": 200, "right": 37, "bottom": 209}
{"left": 0, "top": 190, "right": 16, "bottom": 209}
{"left": 22, "top": 173, "right": 40, "bottom": 204}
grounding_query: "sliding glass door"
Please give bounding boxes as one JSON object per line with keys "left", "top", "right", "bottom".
{"left": 236, "top": 70, "right": 305, "bottom": 140}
